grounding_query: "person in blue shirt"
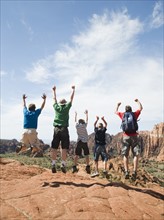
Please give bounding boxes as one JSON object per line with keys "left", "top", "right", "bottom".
{"left": 16, "top": 94, "right": 46, "bottom": 154}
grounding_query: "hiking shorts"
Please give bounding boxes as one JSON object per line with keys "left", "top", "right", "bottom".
{"left": 94, "top": 144, "right": 108, "bottom": 162}
{"left": 20, "top": 129, "right": 41, "bottom": 149}
{"left": 122, "top": 135, "right": 141, "bottom": 157}
{"left": 51, "top": 126, "right": 70, "bottom": 149}
{"left": 75, "top": 140, "right": 89, "bottom": 156}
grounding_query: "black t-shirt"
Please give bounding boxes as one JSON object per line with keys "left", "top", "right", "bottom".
{"left": 94, "top": 127, "right": 107, "bottom": 145}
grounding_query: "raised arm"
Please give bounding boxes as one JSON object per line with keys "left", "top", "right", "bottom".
{"left": 115, "top": 102, "right": 121, "bottom": 114}
{"left": 85, "top": 110, "right": 88, "bottom": 124}
{"left": 22, "top": 94, "right": 27, "bottom": 108}
{"left": 135, "top": 99, "right": 143, "bottom": 111}
{"left": 94, "top": 116, "right": 99, "bottom": 128}
{"left": 52, "top": 86, "right": 57, "bottom": 103}
{"left": 41, "top": 93, "right": 46, "bottom": 110}
{"left": 101, "top": 116, "right": 107, "bottom": 128}
{"left": 70, "top": 86, "right": 75, "bottom": 103}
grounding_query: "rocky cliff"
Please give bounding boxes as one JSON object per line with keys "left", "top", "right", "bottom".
{"left": 106, "top": 123, "right": 164, "bottom": 161}
{"left": 1, "top": 123, "right": 163, "bottom": 160}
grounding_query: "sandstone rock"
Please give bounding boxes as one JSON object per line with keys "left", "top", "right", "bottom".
{"left": 0, "top": 158, "right": 163, "bottom": 220}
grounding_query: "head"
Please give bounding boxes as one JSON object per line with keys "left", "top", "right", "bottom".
{"left": 78, "top": 119, "right": 85, "bottom": 124}
{"left": 98, "top": 123, "right": 103, "bottom": 129}
{"left": 59, "top": 99, "right": 67, "bottom": 105}
{"left": 28, "top": 104, "right": 36, "bottom": 111}
{"left": 125, "top": 105, "right": 132, "bottom": 112}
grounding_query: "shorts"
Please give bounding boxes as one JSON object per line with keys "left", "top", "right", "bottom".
{"left": 75, "top": 140, "right": 89, "bottom": 156}
{"left": 20, "top": 129, "right": 40, "bottom": 149}
{"left": 51, "top": 126, "right": 70, "bottom": 149}
{"left": 122, "top": 135, "right": 141, "bottom": 157}
{"left": 94, "top": 144, "right": 108, "bottom": 162}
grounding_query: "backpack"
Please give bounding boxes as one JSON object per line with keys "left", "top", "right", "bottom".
{"left": 121, "top": 112, "right": 138, "bottom": 133}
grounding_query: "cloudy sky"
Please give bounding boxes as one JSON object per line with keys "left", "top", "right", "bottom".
{"left": 1, "top": 0, "right": 163, "bottom": 143}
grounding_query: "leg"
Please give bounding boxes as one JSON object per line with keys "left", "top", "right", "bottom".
{"left": 133, "top": 155, "right": 139, "bottom": 172}
{"left": 123, "top": 155, "right": 129, "bottom": 172}
{"left": 131, "top": 136, "right": 140, "bottom": 180}
{"left": 85, "top": 155, "right": 89, "bottom": 166}
{"left": 50, "top": 148, "right": 57, "bottom": 161}
{"left": 60, "top": 127, "right": 70, "bottom": 168}
{"left": 95, "top": 160, "right": 98, "bottom": 172}
{"left": 122, "top": 137, "right": 130, "bottom": 172}
{"left": 103, "top": 160, "right": 107, "bottom": 171}
{"left": 28, "top": 130, "right": 42, "bottom": 154}
{"left": 51, "top": 128, "right": 60, "bottom": 173}
{"left": 61, "top": 149, "right": 67, "bottom": 163}
{"left": 16, "top": 131, "right": 30, "bottom": 153}
{"left": 50, "top": 148, "right": 57, "bottom": 173}
{"left": 122, "top": 136, "right": 131, "bottom": 179}
{"left": 74, "top": 155, "right": 79, "bottom": 166}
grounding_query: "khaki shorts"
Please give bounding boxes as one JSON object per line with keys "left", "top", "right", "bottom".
{"left": 20, "top": 129, "right": 41, "bottom": 149}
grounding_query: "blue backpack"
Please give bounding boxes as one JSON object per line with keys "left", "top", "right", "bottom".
{"left": 121, "top": 112, "right": 138, "bottom": 133}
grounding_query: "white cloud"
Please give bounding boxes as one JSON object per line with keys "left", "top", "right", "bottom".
{"left": 25, "top": 9, "right": 143, "bottom": 87}
{"left": 150, "top": 1, "right": 164, "bottom": 28}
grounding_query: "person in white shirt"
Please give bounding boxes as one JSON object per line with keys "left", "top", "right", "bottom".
{"left": 72, "top": 110, "right": 90, "bottom": 174}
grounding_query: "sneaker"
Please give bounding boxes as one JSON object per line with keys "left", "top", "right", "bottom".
{"left": 124, "top": 171, "right": 129, "bottom": 179}
{"left": 103, "top": 170, "right": 108, "bottom": 175}
{"left": 131, "top": 171, "right": 137, "bottom": 181}
{"left": 15, "top": 146, "right": 22, "bottom": 153}
{"left": 72, "top": 165, "right": 78, "bottom": 173}
{"left": 52, "top": 165, "right": 56, "bottom": 173}
{"left": 85, "top": 165, "right": 91, "bottom": 174}
{"left": 91, "top": 171, "right": 99, "bottom": 178}
{"left": 61, "top": 164, "right": 66, "bottom": 173}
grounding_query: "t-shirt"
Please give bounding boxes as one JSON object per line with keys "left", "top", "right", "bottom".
{"left": 76, "top": 123, "right": 88, "bottom": 143}
{"left": 23, "top": 107, "right": 41, "bottom": 129}
{"left": 53, "top": 102, "right": 72, "bottom": 127}
{"left": 94, "top": 127, "right": 107, "bottom": 145}
{"left": 116, "top": 110, "right": 141, "bottom": 136}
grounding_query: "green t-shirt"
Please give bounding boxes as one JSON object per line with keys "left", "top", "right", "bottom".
{"left": 53, "top": 102, "right": 72, "bottom": 127}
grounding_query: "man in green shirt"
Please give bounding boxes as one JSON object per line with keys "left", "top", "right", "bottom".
{"left": 51, "top": 85, "right": 75, "bottom": 173}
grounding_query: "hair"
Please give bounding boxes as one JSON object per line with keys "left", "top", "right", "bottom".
{"left": 28, "top": 104, "right": 36, "bottom": 111}
{"left": 125, "top": 105, "right": 132, "bottom": 112}
{"left": 98, "top": 123, "right": 103, "bottom": 128}
{"left": 78, "top": 119, "right": 85, "bottom": 124}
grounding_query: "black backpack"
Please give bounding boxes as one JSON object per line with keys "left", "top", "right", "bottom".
{"left": 121, "top": 112, "right": 138, "bottom": 133}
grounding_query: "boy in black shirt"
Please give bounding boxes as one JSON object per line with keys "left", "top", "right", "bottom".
{"left": 91, "top": 116, "right": 108, "bottom": 177}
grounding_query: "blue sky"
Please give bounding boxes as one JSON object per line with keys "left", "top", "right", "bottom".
{"left": 1, "top": 0, "right": 163, "bottom": 143}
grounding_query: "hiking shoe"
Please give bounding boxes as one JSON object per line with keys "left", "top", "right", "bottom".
{"left": 103, "top": 170, "right": 108, "bottom": 175}
{"left": 15, "top": 146, "right": 22, "bottom": 153}
{"left": 91, "top": 171, "right": 99, "bottom": 178}
{"left": 131, "top": 171, "right": 137, "bottom": 181}
{"left": 85, "top": 165, "right": 91, "bottom": 174}
{"left": 124, "top": 171, "right": 130, "bottom": 179}
{"left": 72, "top": 165, "right": 78, "bottom": 173}
{"left": 61, "top": 164, "right": 66, "bottom": 173}
{"left": 52, "top": 165, "right": 57, "bottom": 173}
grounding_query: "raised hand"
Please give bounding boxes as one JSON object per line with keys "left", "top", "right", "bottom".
{"left": 42, "top": 93, "right": 47, "bottom": 99}
{"left": 52, "top": 86, "right": 56, "bottom": 91}
{"left": 23, "top": 94, "right": 27, "bottom": 100}
{"left": 84, "top": 110, "right": 88, "bottom": 114}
